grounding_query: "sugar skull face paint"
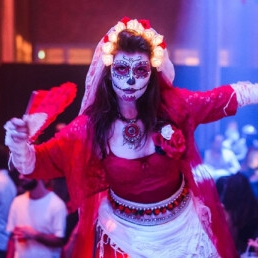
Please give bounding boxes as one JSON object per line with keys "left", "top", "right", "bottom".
{"left": 111, "top": 51, "right": 151, "bottom": 102}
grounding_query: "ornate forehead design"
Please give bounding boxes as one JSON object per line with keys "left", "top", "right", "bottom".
{"left": 101, "top": 17, "right": 166, "bottom": 69}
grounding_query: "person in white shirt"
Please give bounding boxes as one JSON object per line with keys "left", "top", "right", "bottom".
{"left": 6, "top": 176, "right": 67, "bottom": 258}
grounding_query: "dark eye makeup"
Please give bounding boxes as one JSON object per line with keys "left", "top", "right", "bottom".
{"left": 112, "top": 60, "right": 151, "bottom": 79}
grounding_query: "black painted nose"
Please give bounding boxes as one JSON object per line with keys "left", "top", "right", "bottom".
{"left": 127, "top": 77, "right": 136, "bottom": 85}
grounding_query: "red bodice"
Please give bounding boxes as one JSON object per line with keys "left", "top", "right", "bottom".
{"left": 103, "top": 151, "right": 181, "bottom": 203}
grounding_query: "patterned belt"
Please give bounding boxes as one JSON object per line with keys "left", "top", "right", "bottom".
{"left": 107, "top": 180, "right": 190, "bottom": 226}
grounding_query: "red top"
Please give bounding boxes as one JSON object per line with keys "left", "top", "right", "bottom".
{"left": 103, "top": 151, "right": 181, "bottom": 203}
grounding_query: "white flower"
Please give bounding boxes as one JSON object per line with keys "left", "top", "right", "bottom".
{"left": 108, "top": 32, "right": 118, "bottom": 43}
{"left": 161, "top": 124, "right": 174, "bottom": 140}
{"left": 143, "top": 29, "right": 155, "bottom": 40}
{"left": 114, "top": 21, "right": 126, "bottom": 33}
{"left": 151, "top": 57, "right": 162, "bottom": 68}
{"left": 153, "top": 46, "right": 164, "bottom": 58}
{"left": 127, "top": 19, "right": 144, "bottom": 33}
{"left": 102, "top": 54, "right": 113, "bottom": 66}
{"left": 102, "top": 42, "right": 114, "bottom": 54}
{"left": 152, "top": 34, "right": 164, "bottom": 46}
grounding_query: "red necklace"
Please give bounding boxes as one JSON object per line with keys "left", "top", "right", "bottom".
{"left": 118, "top": 113, "right": 142, "bottom": 149}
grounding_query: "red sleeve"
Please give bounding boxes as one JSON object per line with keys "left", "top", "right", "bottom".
{"left": 180, "top": 85, "right": 238, "bottom": 125}
{"left": 161, "top": 85, "right": 238, "bottom": 128}
{"left": 31, "top": 115, "right": 88, "bottom": 180}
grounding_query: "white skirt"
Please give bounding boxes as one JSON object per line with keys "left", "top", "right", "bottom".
{"left": 97, "top": 194, "right": 220, "bottom": 258}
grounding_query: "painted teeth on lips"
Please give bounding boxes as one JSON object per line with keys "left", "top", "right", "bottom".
{"left": 122, "top": 95, "right": 136, "bottom": 101}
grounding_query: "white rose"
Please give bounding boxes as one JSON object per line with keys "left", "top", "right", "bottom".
{"left": 108, "top": 32, "right": 118, "bottom": 43}
{"left": 153, "top": 46, "right": 164, "bottom": 58}
{"left": 143, "top": 29, "right": 155, "bottom": 40}
{"left": 151, "top": 57, "right": 162, "bottom": 68}
{"left": 102, "top": 54, "right": 113, "bottom": 66}
{"left": 102, "top": 42, "right": 114, "bottom": 54}
{"left": 127, "top": 19, "right": 144, "bottom": 33}
{"left": 114, "top": 22, "right": 126, "bottom": 33}
{"left": 161, "top": 124, "right": 174, "bottom": 140}
{"left": 152, "top": 34, "right": 164, "bottom": 46}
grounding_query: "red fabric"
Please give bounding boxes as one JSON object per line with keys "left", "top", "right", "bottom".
{"left": 29, "top": 83, "right": 239, "bottom": 258}
{"left": 103, "top": 152, "right": 181, "bottom": 203}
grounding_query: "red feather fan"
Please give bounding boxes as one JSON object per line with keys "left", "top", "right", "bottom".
{"left": 23, "top": 82, "right": 77, "bottom": 142}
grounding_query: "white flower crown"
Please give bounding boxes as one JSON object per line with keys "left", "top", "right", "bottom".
{"left": 102, "top": 17, "right": 166, "bottom": 68}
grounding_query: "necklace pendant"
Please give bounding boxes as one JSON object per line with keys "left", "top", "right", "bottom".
{"left": 122, "top": 122, "right": 142, "bottom": 149}
{"left": 118, "top": 112, "right": 142, "bottom": 149}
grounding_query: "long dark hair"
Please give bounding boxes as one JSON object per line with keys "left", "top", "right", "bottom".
{"left": 85, "top": 30, "right": 161, "bottom": 157}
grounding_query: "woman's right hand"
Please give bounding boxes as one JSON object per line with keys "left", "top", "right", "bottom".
{"left": 4, "top": 117, "right": 35, "bottom": 174}
{"left": 4, "top": 117, "right": 29, "bottom": 147}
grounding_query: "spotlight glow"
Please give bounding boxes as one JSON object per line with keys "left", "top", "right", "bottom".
{"left": 38, "top": 50, "right": 46, "bottom": 60}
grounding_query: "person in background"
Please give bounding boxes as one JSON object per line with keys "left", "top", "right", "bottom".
{"left": 216, "top": 173, "right": 258, "bottom": 255}
{"left": 223, "top": 120, "right": 247, "bottom": 163}
{"left": 240, "top": 146, "right": 258, "bottom": 199}
{"left": 4, "top": 17, "right": 258, "bottom": 257}
{"left": 6, "top": 176, "right": 67, "bottom": 258}
{"left": 204, "top": 133, "right": 241, "bottom": 181}
{"left": 242, "top": 124, "right": 258, "bottom": 150}
{"left": 0, "top": 145, "right": 17, "bottom": 258}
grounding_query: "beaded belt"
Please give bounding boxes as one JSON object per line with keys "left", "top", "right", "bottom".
{"left": 107, "top": 180, "right": 190, "bottom": 226}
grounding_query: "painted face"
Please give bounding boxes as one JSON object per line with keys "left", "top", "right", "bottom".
{"left": 111, "top": 51, "right": 151, "bottom": 102}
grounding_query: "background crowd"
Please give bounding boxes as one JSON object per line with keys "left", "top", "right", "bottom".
{"left": 203, "top": 120, "right": 258, "bottom": 255}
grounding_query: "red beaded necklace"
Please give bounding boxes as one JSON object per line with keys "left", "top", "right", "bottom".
{"left": 118, "top": 113, "right": 142, "bottom": 149}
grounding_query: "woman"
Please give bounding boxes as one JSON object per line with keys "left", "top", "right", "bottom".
{"left": 4, "top": 17, "right": 258, "bottom": 257}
